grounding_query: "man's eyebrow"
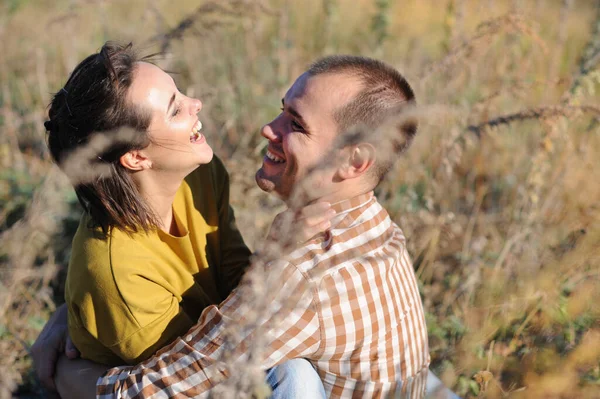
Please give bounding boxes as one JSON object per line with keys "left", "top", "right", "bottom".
{"left": 282, "top": 98, "right": 307, "bottom": 127}
{"left": 167, "top": 92, "right": 176, "bottom": 114}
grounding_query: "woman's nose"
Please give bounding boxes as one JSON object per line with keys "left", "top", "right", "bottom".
{"left": 190, "top": 98, "right": 202, "bottom": 114}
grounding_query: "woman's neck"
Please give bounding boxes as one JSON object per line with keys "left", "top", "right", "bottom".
{"left": 133, "top": 170, "right": 183, "bottom": 233}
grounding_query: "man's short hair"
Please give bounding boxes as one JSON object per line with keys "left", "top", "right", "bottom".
{"left": 307, "top": 55, "right": 417, "bottom": 182}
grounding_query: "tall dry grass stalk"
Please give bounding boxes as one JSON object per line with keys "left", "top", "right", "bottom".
{"left": 1, "top": 0, "right": 599, "bottom": 398}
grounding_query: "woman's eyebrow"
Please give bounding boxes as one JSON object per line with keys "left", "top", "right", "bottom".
{"left": 167, "top": 92, "right": 176, "bottom": 114}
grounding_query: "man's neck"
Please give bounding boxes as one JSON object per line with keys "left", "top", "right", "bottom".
{"left": 288, "top": 180, "right": 374, "bottom": 209}
{"left": 133, "top": 170, "right": 184, "bottom": 233}
{"left": 313, "top": 190, "right": 364, "bottom": 206}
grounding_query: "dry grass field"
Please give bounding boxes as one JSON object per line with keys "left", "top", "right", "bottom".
{"left": 0, "top": 0, "right": 599, "bottom": 398}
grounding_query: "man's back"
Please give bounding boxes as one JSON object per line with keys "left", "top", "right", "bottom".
{"left": 288, "top": 192, "right": 429, "bottom": 398}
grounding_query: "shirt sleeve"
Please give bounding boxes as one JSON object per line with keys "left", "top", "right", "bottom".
{"left": 96, "top": 261, "right": 321, "bottom": 398}
{"left": 211, "top": 156, "right": 252, "bottom": 298}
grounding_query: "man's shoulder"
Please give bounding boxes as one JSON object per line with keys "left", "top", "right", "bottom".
{"left": 287, "top": 215, "right": 407, "bottom": 283}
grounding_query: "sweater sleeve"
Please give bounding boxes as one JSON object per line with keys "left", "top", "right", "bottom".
{"left": 69, "top": 260, "right": 196, "bottom": 366}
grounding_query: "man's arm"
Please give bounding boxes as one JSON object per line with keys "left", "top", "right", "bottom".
{"left": 209, "top": 156, "right": 335, "bottom": 298}
{"left": 97, "top": 261, "right": 320, "bottom": 398}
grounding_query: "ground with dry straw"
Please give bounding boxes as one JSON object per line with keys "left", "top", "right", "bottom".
{"left": 1, "top": 0, "right": 599, "bottom": 398}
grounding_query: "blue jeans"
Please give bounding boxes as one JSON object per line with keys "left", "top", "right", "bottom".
{"left": 267, "top": 362, "right": 461, "bottom": 399}
{"left": 426, "top": 371, "right": 462, "bottom": 399}
{"left": 266, "top": 358, "right": 326, "bottom": 399}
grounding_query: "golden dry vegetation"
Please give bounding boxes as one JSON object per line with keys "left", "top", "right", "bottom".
{"left": 0, "top": 0, "right": 599, "bottom": 398}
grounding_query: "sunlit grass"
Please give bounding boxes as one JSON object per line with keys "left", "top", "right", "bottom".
{"left": 1, "top": 0, "right": 599, "bottom": 397}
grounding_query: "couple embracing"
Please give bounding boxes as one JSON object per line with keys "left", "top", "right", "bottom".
{"left": 33, "top": 42, "right": 429, "bottom": 399}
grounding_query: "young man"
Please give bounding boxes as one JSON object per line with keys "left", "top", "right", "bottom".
{"left": 35, "top": 55, "right": 429, "bottom": 398}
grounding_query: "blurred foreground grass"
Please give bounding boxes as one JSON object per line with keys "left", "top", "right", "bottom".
{"left": 1, "top": 0, "right": 599, "bottom": 397}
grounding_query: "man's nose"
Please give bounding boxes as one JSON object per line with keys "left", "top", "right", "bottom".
{"left": 261, "top": 123, "right": 281, "bottom": 143}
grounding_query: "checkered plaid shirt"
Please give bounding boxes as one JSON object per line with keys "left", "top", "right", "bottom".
{"left": 97, "top": 192, "right": 429, "bottom": 398}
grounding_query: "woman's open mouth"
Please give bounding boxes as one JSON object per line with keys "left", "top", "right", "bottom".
{"left": 190, "top": 120, "right": 204, "bottom": 143}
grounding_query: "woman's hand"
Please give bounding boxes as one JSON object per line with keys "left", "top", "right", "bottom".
{"left": 267, "top": 202, "right": 336, "bottom": 250}
{"left": 55, "top": 355, "right": 108, "bottom": 399}
{"left": 30, "top": 303, "right": 80, "bottom": 391}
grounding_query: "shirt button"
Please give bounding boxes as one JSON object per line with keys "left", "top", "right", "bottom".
{"left": 186, "top": 334, "right": 193, "bottom": 341}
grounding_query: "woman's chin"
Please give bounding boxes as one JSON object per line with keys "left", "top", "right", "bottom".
{"left": 159, "top": 147, "right": 214, "bottom": 176}
{"left": 196, "top": 146, "right": 214, "bottom": 165}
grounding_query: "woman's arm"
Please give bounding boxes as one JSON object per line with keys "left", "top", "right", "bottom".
{"left": 69, "top": 267, "right": 196, "bottom": 365}
{"left": 55, "top": 355, "right": 108, "bottom": 399}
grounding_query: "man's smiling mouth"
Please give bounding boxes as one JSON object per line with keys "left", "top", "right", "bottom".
{"left": 265, "top": 149, "right": 285, "bottom": 163}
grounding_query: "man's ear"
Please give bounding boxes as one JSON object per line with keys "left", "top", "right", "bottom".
{"left": 120, "top": 150, "right": 152, "bottom": 171}
{"left": 337, "top": 143, "right": 375, "bottom": 180}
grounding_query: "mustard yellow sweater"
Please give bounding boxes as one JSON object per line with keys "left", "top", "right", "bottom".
{"left": 65, "top": 157, "right": 251, "bottom": 366}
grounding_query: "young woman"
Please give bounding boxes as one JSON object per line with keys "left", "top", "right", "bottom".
{"left": 42, "top": 42, "right": 333, "bottom": 367}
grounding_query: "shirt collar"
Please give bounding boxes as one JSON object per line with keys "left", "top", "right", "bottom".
{"left": 330, "top": 191, "right": 374, "bottom": 213}
{"left": 306, "top": 191, "right": 377, "bottom": 250}
{"left": 329, "top": 191, "right": 375, "bottom": 230}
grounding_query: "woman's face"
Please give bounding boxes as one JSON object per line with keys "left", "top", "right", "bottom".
{"left": 128, "top": 62, "right": 213, "bottom": 174}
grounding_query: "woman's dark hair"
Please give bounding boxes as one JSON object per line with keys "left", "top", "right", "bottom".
{"left": 45, "top": 42, "right": 159, "bottom": 235}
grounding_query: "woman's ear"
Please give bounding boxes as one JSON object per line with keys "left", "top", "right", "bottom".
{"left": 120, "top": 150, "right": 152, "bottom": 171}
{"left": 337, "top": 143, "right": 376, "bottom": 180}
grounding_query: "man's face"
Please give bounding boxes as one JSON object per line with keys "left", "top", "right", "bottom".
{"left": 255, "top": 72, "right": 362, "bottom": 200}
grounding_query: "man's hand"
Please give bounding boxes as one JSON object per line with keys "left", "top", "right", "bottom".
{"left": 30, "top": 303, "right": 80, "bottom": 391}
{"left": 267, "top": 202, "right": 336, "bottom": 249}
